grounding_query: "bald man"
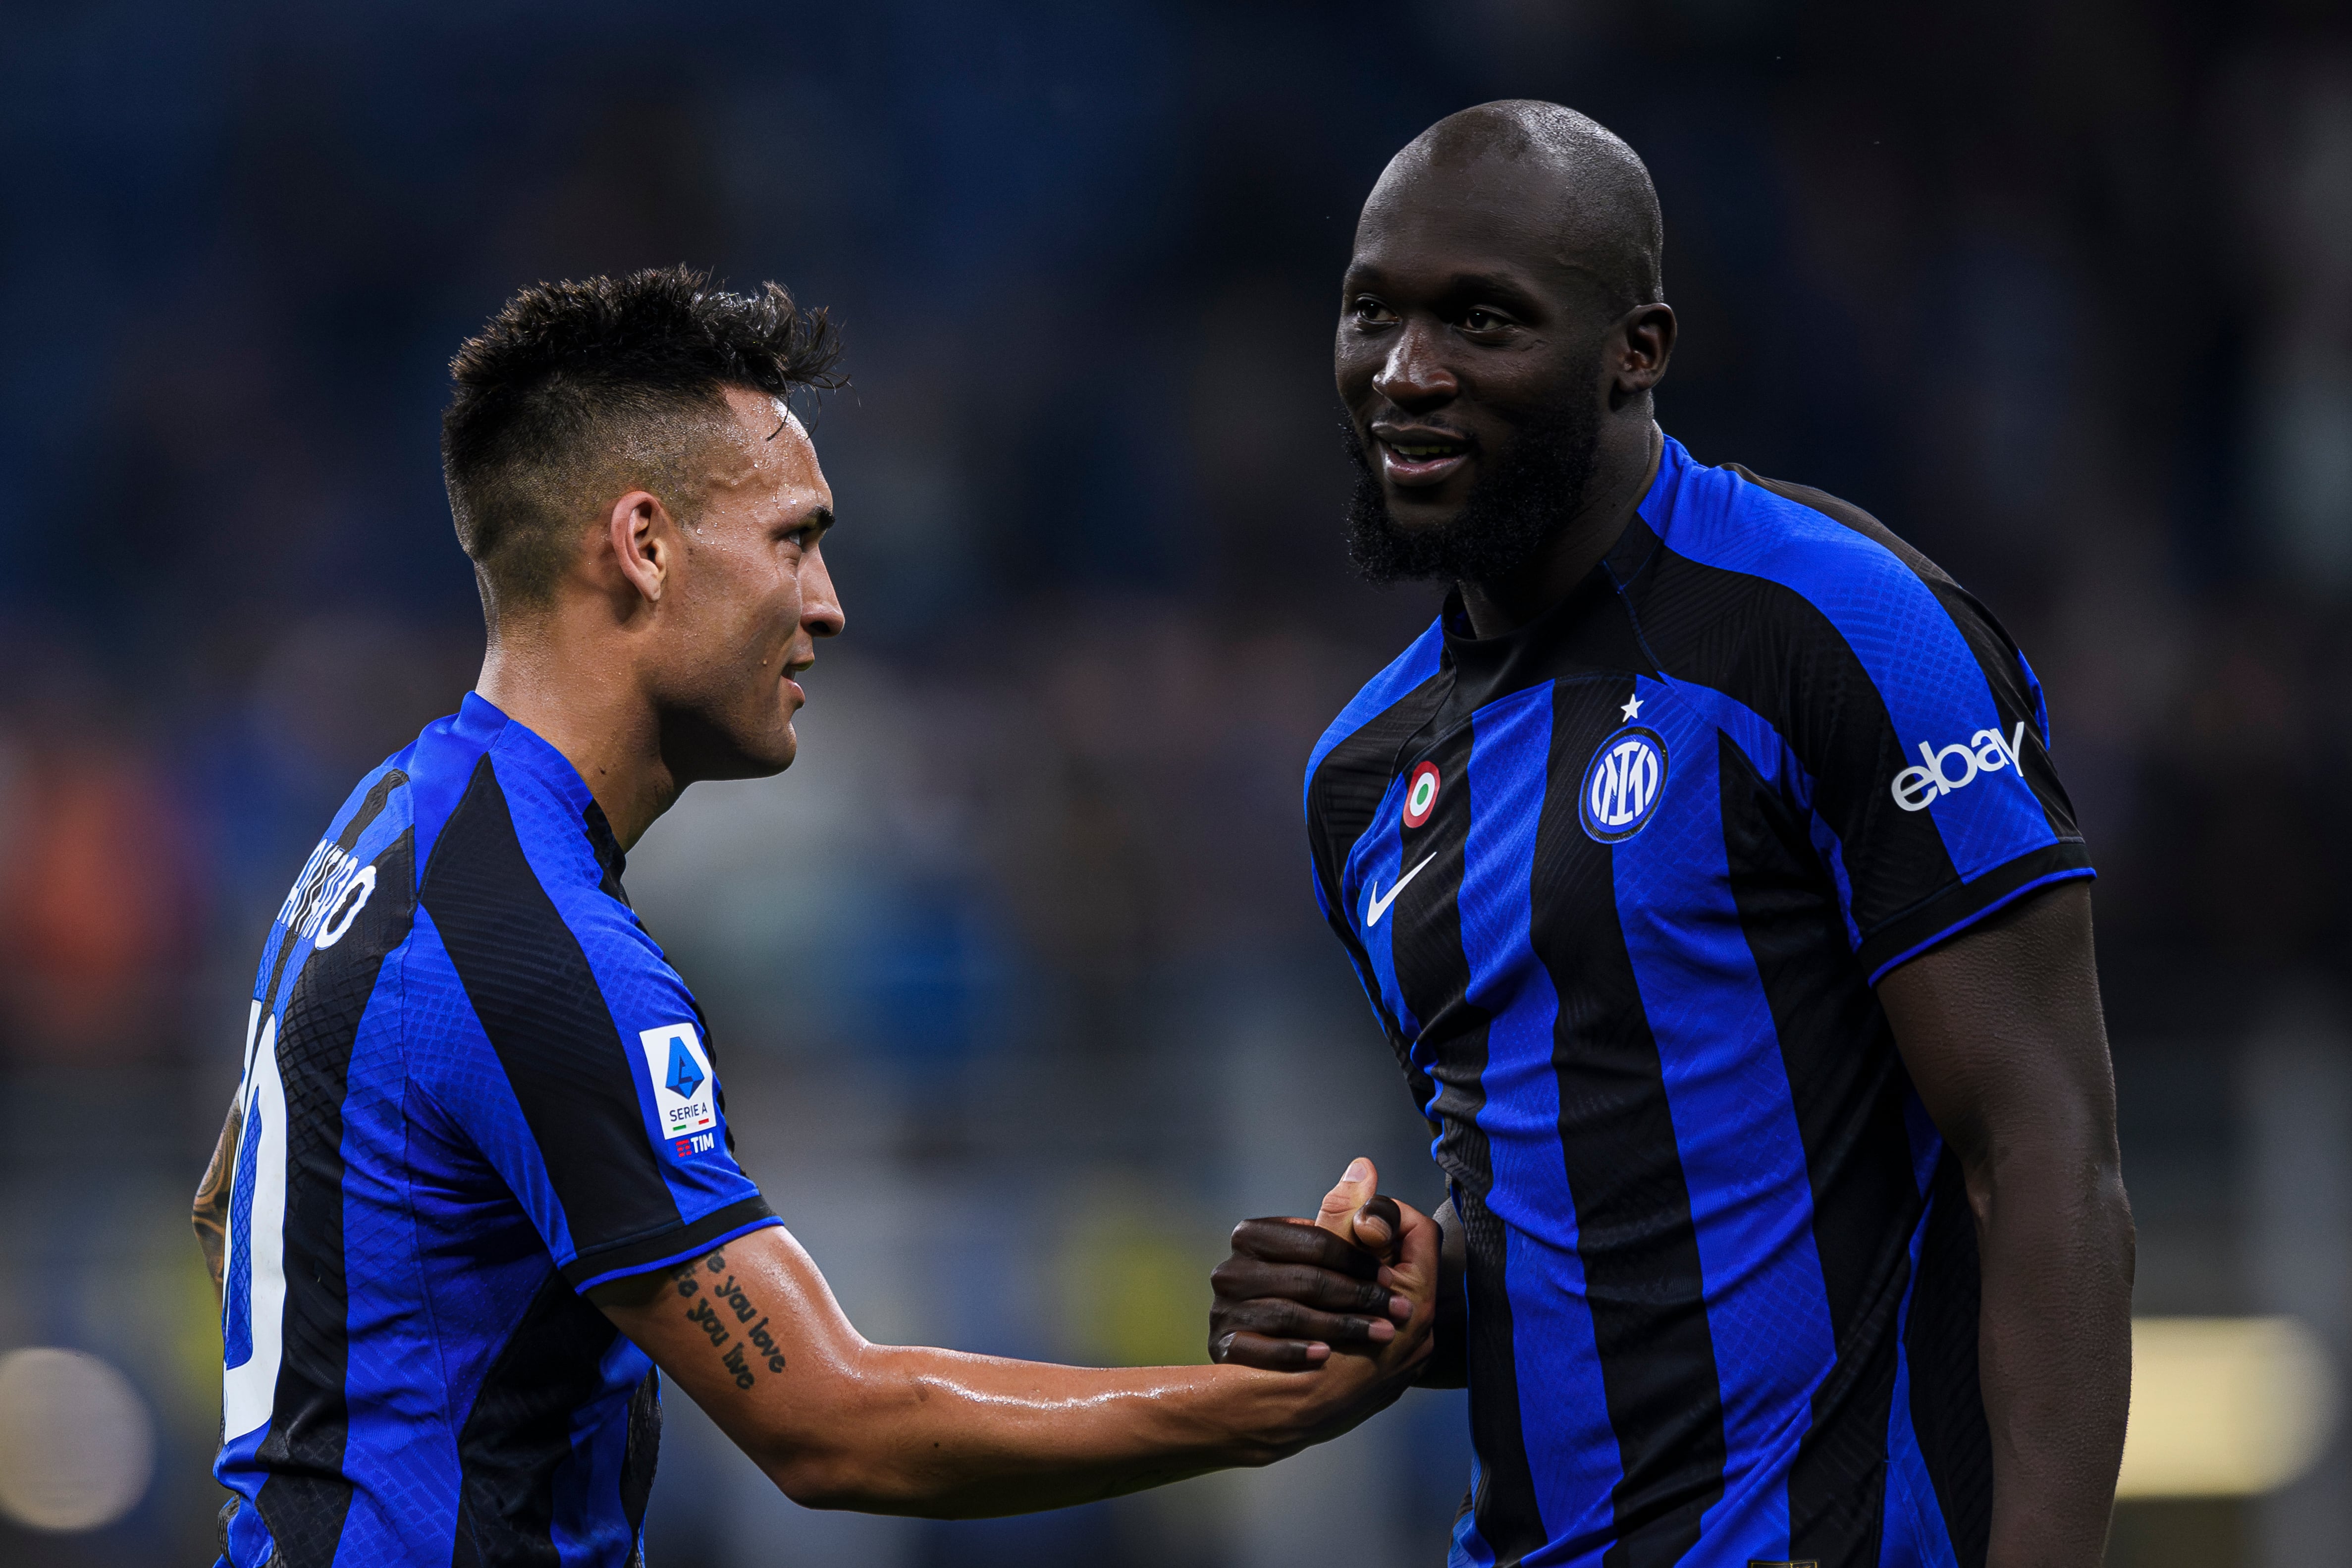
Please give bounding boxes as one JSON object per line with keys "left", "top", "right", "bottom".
{"left": 1208, "top": 103, "right": 2132, "bottom": 1568}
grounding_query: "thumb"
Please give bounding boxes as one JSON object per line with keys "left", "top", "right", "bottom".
{"left": 1315, "top": 1157, "right": 1378, "bottom": 1240}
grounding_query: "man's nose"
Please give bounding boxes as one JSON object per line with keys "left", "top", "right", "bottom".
{"left": 1372, "top": 320, "right": 1459, "bottom": 409}
{"left": 802, "top": 549, "right": 845, "bottom": 639}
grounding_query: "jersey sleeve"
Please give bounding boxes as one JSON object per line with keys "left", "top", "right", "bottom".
{"left": 1774, "top": 557, "right": 2093, "bottom": 985}
{"left": 415, "top": 776, "right": 780, "bottom": 1293}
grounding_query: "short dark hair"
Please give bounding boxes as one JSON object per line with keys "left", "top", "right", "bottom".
{"left": 441, "top": 266, "right": 844, "bottom": 610}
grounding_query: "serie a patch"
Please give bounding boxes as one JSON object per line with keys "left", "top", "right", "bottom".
{"left": 639, "top": 1022, "right": 718, "bottom": 1155}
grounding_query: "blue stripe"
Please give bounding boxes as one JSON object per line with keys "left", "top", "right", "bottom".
{"left": 1607, "top": 674, "right": 1839, "bottom": 1562}
{"left": 400, "top": 909, "right": 584, "bottom": 1267}
{"left": 1458, "top": 684, "right": 1619, "bottom": 1561}
{"left": 1641, "top": 439, "right": 2058, "bottom": 881}
{"left": 1345, "top": 778, "right": 1427, "bottom": 1055}
{"left": 222, "top": 1096, "right": 262, "bottom": 1369}
{"left": 333, "top": 974, "right": 464, "bottom": 1560}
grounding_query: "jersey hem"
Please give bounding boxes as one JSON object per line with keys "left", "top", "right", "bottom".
{"left": 1859, "top": 840, "right": 2095, "bottom": 984}
{"left": 562, "top": 1196, "right": 780, "bottom": 1292}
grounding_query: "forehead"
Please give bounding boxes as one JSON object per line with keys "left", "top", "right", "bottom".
{"left": 715, "top": 385, "right": 825, "bottom": 495}
{"left": 1349, "top": 159, "right": 1581, "bottom": 293}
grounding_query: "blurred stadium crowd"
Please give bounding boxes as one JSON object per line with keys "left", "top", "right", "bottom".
{"left": 2, "top": 1, "right": 2349, "bottom": 1564}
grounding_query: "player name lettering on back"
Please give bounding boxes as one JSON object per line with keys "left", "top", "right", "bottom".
{"left": 1889, "top": 721, "right": 2029, "bottom": 812}
{"left": 275, "top": 837, "right": 378, "bottom": 947}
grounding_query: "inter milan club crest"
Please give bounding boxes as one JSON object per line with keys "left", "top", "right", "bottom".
{"left": 1401, "top": 760, "right": 1441, "bottom": 828}
{"left": 1579, "top": 726, "right": 1668, "bottom": 843}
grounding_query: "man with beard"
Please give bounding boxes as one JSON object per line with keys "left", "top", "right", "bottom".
{"left": 1206, "top": 103, "right": 2133, "bottom": 1568}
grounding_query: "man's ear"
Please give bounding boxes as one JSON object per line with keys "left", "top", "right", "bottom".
{"left": 607, "top": 489, "right": 677, "bottom": 606}
{"left": 1611, "top": 302, "right": 1677, "bottom": 399}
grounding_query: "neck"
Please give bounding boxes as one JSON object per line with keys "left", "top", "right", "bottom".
{"left": 475, "top": 616, "right": 677, "bottom": 850}
{"left": 1456, "top": 418, "right": 1662, "bottom": 639}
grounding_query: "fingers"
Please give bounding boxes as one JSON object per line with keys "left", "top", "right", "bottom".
{"left": 1362, "top": 1199, "right": 1442, "bottom": 1374}
{"left": 1210, "top": 1331, "right": 1332, "bottom": 1371}
{"left": 1350, "top": 1193, "right": 1401, "bottom": 1259}
{"left": 1210, "top": 1253, "right": 1403, "bottom": 1318}
{"left": 1226, "top": 1217, "right": 1383, "bottom": 1279}
{"left": 1208, "top": 1162, "right": 1424, "bottom": 1376}
{"left": 1314, "top": 1157, "right": 1379, "bottom": 1239}
{"left": 1211, "top": 1294, "right": 1398, "bottom": 1351}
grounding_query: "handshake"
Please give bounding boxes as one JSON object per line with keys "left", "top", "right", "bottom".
{"left": 1204, "top": 1156, "right": 1465, "bottom": 1394}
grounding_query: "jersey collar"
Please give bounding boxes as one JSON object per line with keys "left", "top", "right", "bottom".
{"left": 450, "top": 692, "right": 627, "bottom": 890}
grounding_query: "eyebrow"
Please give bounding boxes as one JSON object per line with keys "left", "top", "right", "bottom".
{"left": 1345, "top": 267, "right": 1550, "bottom": 313}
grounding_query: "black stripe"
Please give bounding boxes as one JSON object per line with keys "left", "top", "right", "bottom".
{"left": 254, "top": 825, "right": 416, "bottom": 1567}
{"left": 1730, "top": 468, "right": 2085, "bottom": 846}
{"left": 1530, "top": 676, "right": 1725, "bottom": 1567}
{"left": 1854, "top": 839, "right": 2093, "bottom": 979}
{"left": 560, "top": 1195, "right": 775, "bottom": 1289}
{"left": 1618, "top": 522, "right": 1968, "bottom": 939}
{"left": 1453, "top": 1183, "right": 1546, "bottom": 1564}
{"left": 1906, "top": 1152, "right": 1993, "bottom": 1568}
{"left": 421, "top": 757, "right": 684, "bottom": 1261}
{"left": 1379, "top": 714, "right": 1549, "bottom": 1564}
{"left": 1717, "top": 734, "right": 1914, "bottom": 1566}
{"left": 451, "top": 1272, "right": 636, "bottom": 1568}
{"left": 582, "top": 801, "right": 632, "bottom": 909}
{"left": 621, "top": 1371, "right": 661, "bottom": 1549}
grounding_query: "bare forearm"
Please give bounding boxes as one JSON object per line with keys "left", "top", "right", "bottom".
{"left": 1973, "top": 1144, "right": 2134, "bottom": 1568}
{"left": 605, "top": 1232, "right": 1428, "bottom": 1518}
{"left": 769, "top": 1348, "right": 1311, "bottom": 1516}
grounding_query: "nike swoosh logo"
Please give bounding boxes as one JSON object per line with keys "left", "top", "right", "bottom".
{"left": 1365, "top": 856, "right": 1437, "bottom": 926}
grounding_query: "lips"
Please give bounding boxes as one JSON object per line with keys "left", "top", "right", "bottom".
{"left": 1372, "top": 427, "right": 1473, "bottom": 487}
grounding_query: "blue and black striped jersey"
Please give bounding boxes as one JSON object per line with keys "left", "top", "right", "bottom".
{"left": 1307, "top": 435, "right": 2090, "bottom": 1568}
{"left": 214, "top": 693, "right": 782, "bottom": 1568}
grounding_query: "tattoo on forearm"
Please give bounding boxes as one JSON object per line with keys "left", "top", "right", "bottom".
{"left": 194, "top": 1096, "right": 243, "bottom": 1305}
{"left": 666, "top": 1247, "right": 787, "bottom": 1390}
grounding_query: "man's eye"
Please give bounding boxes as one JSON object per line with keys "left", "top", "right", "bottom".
{"left": 1351, "top": 297, "right": 1396, "bottom": 324}
{"left": 1463, "top": 309, "right": 1507, "bottom": 332}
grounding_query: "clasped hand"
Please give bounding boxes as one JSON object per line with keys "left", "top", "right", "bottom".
{"left": 1208, "top": 1156, "right": 1427, "bottom": 1373}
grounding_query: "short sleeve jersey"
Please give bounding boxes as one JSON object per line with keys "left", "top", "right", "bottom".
{"left": 214, "top": 693, "right": 782, "bottom": 1568}
{"left": 1305, "top": 436, "right": 2090, "bottom": 1568}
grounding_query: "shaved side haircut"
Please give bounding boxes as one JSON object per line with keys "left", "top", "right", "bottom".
{"left": 1397, "top": 99, "right": 1665, "bottom": 310}
{"left": 441, "top": 265, "right": 844, "bottom": 619}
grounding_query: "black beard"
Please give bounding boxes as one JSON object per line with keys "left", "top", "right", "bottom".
{"left": 1343, "top": 395, "right": 1603, "bottom": 587}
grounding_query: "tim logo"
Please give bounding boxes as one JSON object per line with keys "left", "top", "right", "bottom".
{"left": 1580, "top": 727, "right": 1669, "bottom": 843}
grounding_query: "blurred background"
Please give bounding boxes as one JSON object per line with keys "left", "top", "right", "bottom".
{"left": 2, "top": 0, "right": 2349, "bottom": 1563}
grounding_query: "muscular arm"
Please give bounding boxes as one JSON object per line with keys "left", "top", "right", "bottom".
{"left": 592, "top": 1187, "right": 1437, "bottom": 1517}
{"left": 1876, "top": 881, "right": 2133, "bottom": 1568}
{"left": 195, "top": 1092, "right": 242, "bottom": 1309}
